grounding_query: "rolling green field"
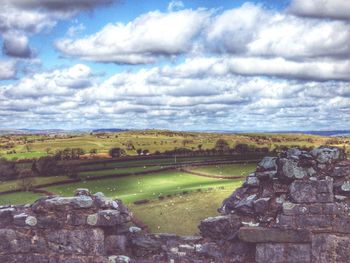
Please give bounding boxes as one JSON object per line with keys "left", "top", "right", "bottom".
{"left": 77, "top": 156, "right": 233, "bottom": 171}
{"left": 2, "top": 130, "right": 348, "bottom": 160}
{"left": 0, "top": 175, "right": 71, "bottom": 193}
{"left": 42, "top": 170, "right": 241, "bottom": 204}
{"left": 78, "top": 166, "right": 168, "bottom": 178}
{"left": 130, "top": 188, "right": 239, "bottom": 235}
{"left": 0, "top": 191, "right": 42, "bottom": 205}
{"left": 187, "top": 163, "right": 257, "bottom": 177}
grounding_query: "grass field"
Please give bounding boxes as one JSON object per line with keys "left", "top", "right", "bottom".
{"left": 0, "top": 175, "right": 71, "bottom": 193}
{"left": 130, "top": 187, "right": 239, "bottom": 235}
{"left": 0, "top": 191, "right": 42, "bottom": 205}
{"left": 79, "top": 166, "right": 168, "bottom": 177}
{"left": 43, "top": 170, "right": 242, "bottom": 204}
{"left": 187, "top": 163, "right": 257, "bottom": 177}
{"left": 2, "top": 130, "right": 348, "bottom": 160}
{"left": 77, "top": 156, "right": 233, "bottom": 171}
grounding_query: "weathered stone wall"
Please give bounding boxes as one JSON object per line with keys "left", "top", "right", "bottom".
{"left": 0, "top": 146, "right": 349, "bottom": 263}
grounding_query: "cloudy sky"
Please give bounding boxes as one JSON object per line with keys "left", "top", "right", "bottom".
{"left": 0, "top": 0, "right": 349, "bottom": 131}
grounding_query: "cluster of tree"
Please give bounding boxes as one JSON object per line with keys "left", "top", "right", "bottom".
{"left": 109, "top": 147, "right": 126, "bottom": 158}
{"left": 54, "top": 148, "right": 85, "bottom": 160}
{"left": 0, "top": 155, "right": 79, "bottom": 185}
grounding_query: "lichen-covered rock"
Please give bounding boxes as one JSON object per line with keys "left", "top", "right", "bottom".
{"left": 245, "top": 173, "right": 260, "bottom": 187}
{"left": 310, "top": 146, "right": 344, "bottom": 164}
{"left": 278, "top": 158, "right": 308, "bottom": 180}
{"left": 44, "top": 196, "right": 94, "bottom": 209}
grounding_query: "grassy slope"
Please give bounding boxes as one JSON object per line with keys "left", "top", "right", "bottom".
{"left": 43, "top": 171, "right": 242, "bottom": 204}
{"left": 2, "top": 130, "right": 346, "bottom": 160}
{"left": 187, "top": 163, "right": 257, "bottom": 177}
{"left": 0, "top": 175, "right": 71, "bottom": 192}
{"left": 0, "top": 192, "right": 42, "bottom": 205}
{"left": 130, "top": 187, "right": 240, "bottom": 235}
{"left": 79, "top": 166, "right": 167, "bottom": 177}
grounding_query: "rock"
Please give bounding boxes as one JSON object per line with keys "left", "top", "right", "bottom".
{"left": 278, "top": 158, "right": 308, "bottom": 180}
{"left": 105, "top": 235, "right": 128, "bottom": 254}
{"left": 195, "top": 242, "right": 223, "bottom": 259}
{"left": 74, "top": 188, "right": 91, "bottom": 196}
{"left": 331, "top": 165, "right": 350, "bottom": 178}
{"left": 255, "top": 170, "right": 277, "bottom": 179}
{"left": 219, "top": 187, "right": 248, "bottom": 213}
{"left": 253, "top": 198, "right": 270, "bottom": 214}
{"left": 335, "top": 195, "right": 347, "bottom": 201}
{"left": 129, "top": 226, "right": 142, "bottom": 233}
{"left": 47, "top": 229, "right": 104, "bottom": 255}
{"left": 256, "top": 157, "right": 278, "bottom": 179}
{"left": 235, "top": 194, "right": 257, "bottom": 214}
{"left": 256, "top": 243, "right": 311, "bottom": 263}
{"left": 286, "top": 148, "right": 302, "bottom": 159}
{"left": 87, "top": 214, "right": 98, "bottom": 226}
{"left": 311, "top": 146, "right": 344, "bottom": 164}
{"left": 25, "top": 216, "right": 37, "bottom": 226}
{"left": 312, "top": 234, "right": 350, "bottom": 262}
{"left": 239, "top": 227, "right": 311, "bottom": 243}
{"left": 290, "top": 179, "right": 333, "bottom": 203}
{"left": 44, "top": 196, "right": 93, "bottom": 208}
{"left": 131, "top": 236, "right": 162, "bottom": 257}
{"left": 245, "top": 173, "right": 260, "bottom": 187}
{"left": 341, "top": 181, "right": 350, "bottom": 192}
{"left": 87, "top": 210, "right": 126, "bottom": 226}
{"left": 108, "top": 255, "right": 131, "bottom": 263}
{"left": 258, "top": 157, "right": 277, "bottom": 171}
{"left": 199, "top": 215, "right": 241, "bottom": 240}
{"left": 94, "top": 193, "right": 114, "bottom": 208}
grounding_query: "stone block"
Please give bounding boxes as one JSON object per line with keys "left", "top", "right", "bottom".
{"left": 105, "top": 235, "right": 128, "bottom": 254}
{"left": 238, "top": 227, "right": 310, "bottom": 243}
{"left": 256, "top": 243, "right": 311, "bottom": 263}
{"left": 312, "top": 234, "right": 350, "bottom": 263}
{"left": 297, "top": 215, "right": 332, "bottom": 229}
{"left": 290, "top": 179, "right": 333, "bottom": 203}
{"left": 276, "top": 214, "right": 297, "bottom": 228}
{"left": 199, "top": 215, "right": 241, "bottom": 240}
{"left": 332, "top": 217, "right": 350, "bottom": 233}
{"left": 47, "top": 229, "right": 104, "bottom": 255}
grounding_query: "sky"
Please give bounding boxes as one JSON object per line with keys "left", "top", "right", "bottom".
{"left": 0, "top": 0, "right": 349, "bottom": 131}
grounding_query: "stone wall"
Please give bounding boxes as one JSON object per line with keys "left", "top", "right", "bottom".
{"left": 0, "top": 146, "right": 349, "bottom": 262}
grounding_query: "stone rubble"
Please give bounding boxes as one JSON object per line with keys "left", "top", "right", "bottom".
{"left": 0, "top": 146, "right": 349, "bottom": 262}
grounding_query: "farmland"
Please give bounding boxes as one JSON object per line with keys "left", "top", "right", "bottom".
{"left": 1, "top": 130, "right": 349, "bottom": 160}
{"left": 1, "top": 130, "right": 349, "bottom": 235}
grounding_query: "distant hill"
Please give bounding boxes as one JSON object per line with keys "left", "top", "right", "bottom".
{"left": 92, "top": 128, "right": 129, "bottom": 133}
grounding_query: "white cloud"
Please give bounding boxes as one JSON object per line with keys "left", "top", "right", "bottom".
{"left": 0, "top": 60, "right": 17, "bottom": 80}
{"left": 2, "top": 31, "right": 33, "bottom": 58}
{"left": 55, "top": 9, "right": 211, "bottom": 64}
{"left": 206, "top": 4, "right": 350, "bottom": 59}
{"left": 1, "top": 61, "right": 349, "bottom": 130}
{"left": 167, "top": 1, "right": 184, "bottom": 12}
{"left": 289, "top": 0, "right": 350, "bottom": 20}
{"left": 0, "top": 0, "right": 119, "bottom": 58}
{"left": 3, "top": 64, "right": 93, "bottom": 99}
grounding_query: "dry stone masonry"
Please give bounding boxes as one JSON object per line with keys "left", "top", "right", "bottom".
{"left": 0, "top": 146, "right": 349, "bottom": 262}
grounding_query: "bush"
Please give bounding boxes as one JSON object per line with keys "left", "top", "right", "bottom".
{"left": 109, "top": 147, "right": 125, "bottom": 158}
